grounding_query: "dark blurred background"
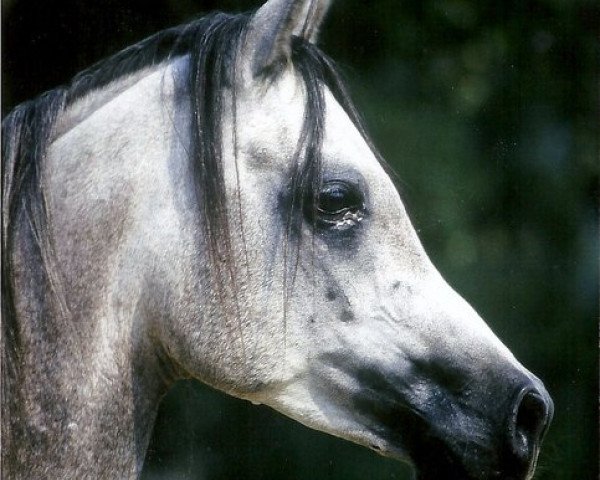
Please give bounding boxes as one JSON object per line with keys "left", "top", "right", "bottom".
{"left": 2, "top": 0, "right": 598, "bottom": 478}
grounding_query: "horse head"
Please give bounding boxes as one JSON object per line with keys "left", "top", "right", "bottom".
{"left": 1, "top": 1, "right": 552, "bottom": 478}
{"left": 154, "top": 1, "right": 553, "bottom": 478}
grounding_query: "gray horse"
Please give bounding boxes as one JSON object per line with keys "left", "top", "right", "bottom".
{"left": 1, "top": 0, "right": 552, "bottom": 479}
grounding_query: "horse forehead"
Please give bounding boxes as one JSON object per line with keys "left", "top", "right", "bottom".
{"left": 235, "top": 72, "right": 306, "bottom": 171}
{"left": 236, "top": 74, "right": 378, "bottom": 178}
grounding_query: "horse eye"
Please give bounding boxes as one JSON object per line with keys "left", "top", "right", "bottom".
{"left": 304, "top": 180, "right": 365, "bottom": 230}
{"left": 301, "top": 180, "right": 365, "bottom": 230}
{"left": 317, "top": 181, "right": 360, "bottom": 215}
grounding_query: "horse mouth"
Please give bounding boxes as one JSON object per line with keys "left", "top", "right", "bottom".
{"left": 369, "top": 418, "right": 490, "bottom": 480}
{"left": 370, "top": 416, "right": 539, "bottom": 480}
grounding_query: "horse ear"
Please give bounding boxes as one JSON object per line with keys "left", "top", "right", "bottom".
{"left": 246, "top": 0, "right": 332, "bottom": 77}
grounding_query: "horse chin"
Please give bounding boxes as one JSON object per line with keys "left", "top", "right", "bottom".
{"left": 377, "top": 430, "right": 532, "bottom": 480}
{"left": 409, "top": 460, "right": 484, "bottom": 480}
{"left": 379, "top": 440, "right": 480, "bottom": 480}
{"left": 388, "top": 440, "right": 534, "bottom": 480}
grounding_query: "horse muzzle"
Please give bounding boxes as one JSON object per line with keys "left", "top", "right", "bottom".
{"left": 404, "top": 378, "right": 551, "bottom": 480}
{"left": 412, "top": 379, "right": 552, "bottom": 480}
{"left": 326, "top": 353, "right": 553, "bottom": 480}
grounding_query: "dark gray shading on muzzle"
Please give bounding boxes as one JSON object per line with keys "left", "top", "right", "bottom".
{"left": 321, "top": 352, "right": 553, "bottom": 480}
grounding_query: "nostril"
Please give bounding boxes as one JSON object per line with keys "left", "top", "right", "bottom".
{"left": 510, "top": 388, "right": 551, "bottom": 463}
{"left": 517, "top": 392, "right": 547, "bottom": 438}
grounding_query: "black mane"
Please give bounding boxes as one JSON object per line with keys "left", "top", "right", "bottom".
{"left": 1, "top": 10, "right": 371, "bottom": 404}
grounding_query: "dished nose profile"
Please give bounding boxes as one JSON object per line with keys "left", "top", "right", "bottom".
{"left": 507, "top": 381, "right": 554, "bottom": 473}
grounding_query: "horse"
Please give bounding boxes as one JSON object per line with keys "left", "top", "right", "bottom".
{"left": 1, "top": 0, "right": 553, "bottom": 478}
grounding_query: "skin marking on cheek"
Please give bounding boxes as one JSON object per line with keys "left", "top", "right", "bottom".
{"left": 340, "top": 308, "right": 354, "bottom": 323}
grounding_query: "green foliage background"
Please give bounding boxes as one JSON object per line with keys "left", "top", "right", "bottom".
{"left": 3, "top": 0, "right": 598, "bottom": 478}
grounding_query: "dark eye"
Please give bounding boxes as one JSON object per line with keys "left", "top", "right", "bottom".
{"left": 317, "top": 181, "right": 361, "bottom": 215}
{"left": 308, "top": 181, "right": 365, "bottom": 229}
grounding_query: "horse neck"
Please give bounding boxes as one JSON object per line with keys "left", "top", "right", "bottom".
{"left": 2, "top": 61, "right": 189, "bottom": 479}
{"left": 2, "top": 219, "right": 173, "bottom": 479}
